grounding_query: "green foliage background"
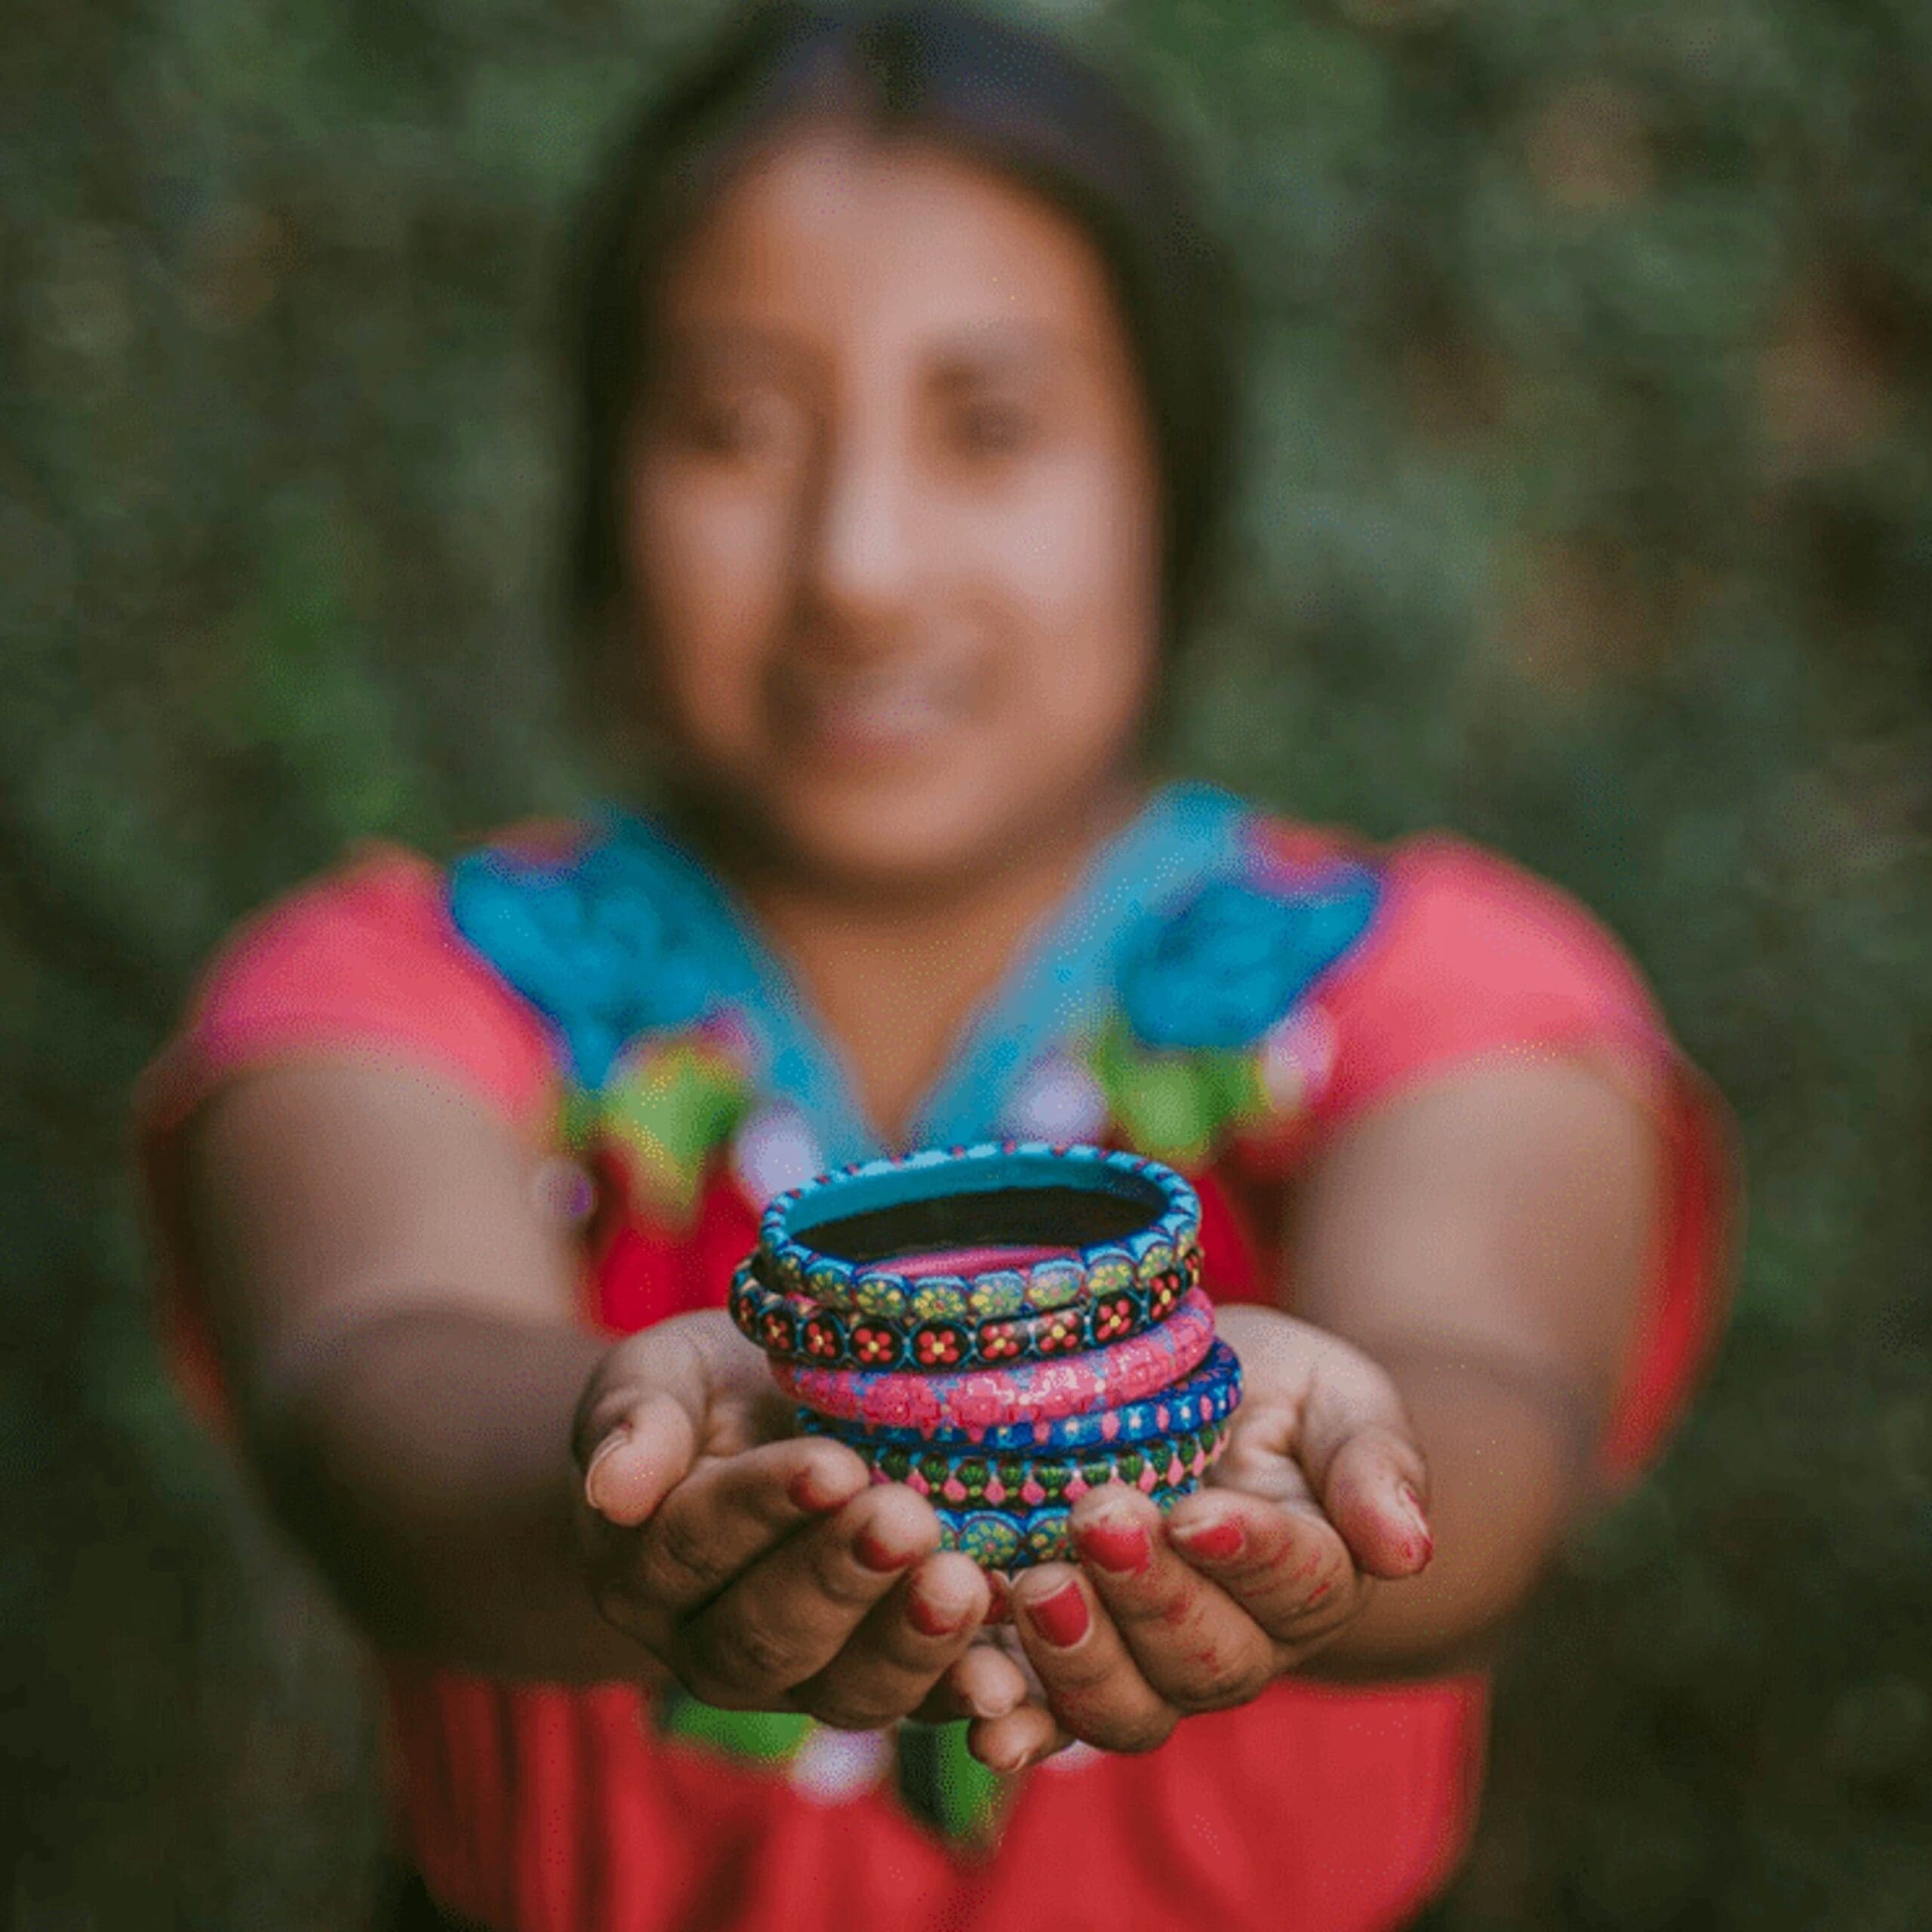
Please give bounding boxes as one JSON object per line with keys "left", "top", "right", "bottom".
{"left": 4, "top": 0, "right": 1929, "bottom": 1924}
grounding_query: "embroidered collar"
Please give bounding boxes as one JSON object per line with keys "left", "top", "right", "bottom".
{"left": 448, "top": 783, "right": 1383, "bottom": 1201}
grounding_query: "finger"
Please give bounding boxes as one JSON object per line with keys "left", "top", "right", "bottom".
{"left": 1008, "top": 1563, "right": 1179, "bottom": 1755}
{"left": 1165, "top": 1489, "right": 1362, "bottom": 1649}
{"left": 967, "top": 1699, "right": 1072, "bottom": 1775}
{"left": 582, "top": 1392, "right": 703, "bottom": 1527}
{"left": 677, "top": 1482, "right": 940, "bottom": 1706}
{"left": 621, "top": 1437, "right": 871, "bottom": 1616}
{"left": 919, "top": 1635, "right": 1034, "bottom": 1725}
{"left": 1317, "top": 1426, "right": 1432, "bottom": 1578}
{"left": 1262, "top": 1331, "right": 1431, "bottom": 1580}
{"left": 795, "top": 1552, "right": 994, "bottom": 1730}
{"left": 572, "top": 1318, "right": 715, "bottom": 1506}
{"left": 1211, "top": 1309, "right": 1432, "bottom": 1577}
{"left": 1067, "top": 1487, "right": 1275, "bottom": 1711}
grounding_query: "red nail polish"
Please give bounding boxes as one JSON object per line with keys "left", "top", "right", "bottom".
{"left": 787, "top": 1464, "right": 847, "bottom": 1512}
{"left": 1175, "top": 1517, "right": 1244, "bottom": 1563}
{"left": 855, "top": 1527, "right": 919, "bottom": 1574}
{"left": 1077, "top": 1518, "right": 1150, "bottom": 1576}
{"left": 1026, "top": 1580, "right": 1090, "bottom": 1648}
{"left": 1398, "top": 1484, "right": 1434, "bottom": 1566}
{"left": 983, "top": 1571, "right": 1012, "bottom": 1625}
{"left": 906, "top": 1591, "right": 968, "bottom": 1639}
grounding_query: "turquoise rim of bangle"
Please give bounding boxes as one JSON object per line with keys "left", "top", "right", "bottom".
{"left": 754, "top": 1141, "right": 1203, "bottom": 1318}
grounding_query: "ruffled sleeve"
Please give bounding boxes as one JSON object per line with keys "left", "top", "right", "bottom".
{"left": 1307, "top": 833, "right": 1740, "bottom": 1480}
{"left": 134, "top": 841, "right": 561, "bottom": 1429}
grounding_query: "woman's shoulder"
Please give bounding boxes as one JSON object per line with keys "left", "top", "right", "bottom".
{"left": 1234, "top": 803, "right": 1669, "bottom": 1125}
{"left": 1124, "top": 791, "right": 1675, "bottom": 1150}
{"left": 147, "top": 825, "right": 583, "bottom": 1141}
{"left": 1162, "top": 790, "right": 1655, "bottom": 1019}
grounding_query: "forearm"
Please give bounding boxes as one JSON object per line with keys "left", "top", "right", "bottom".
{"left": 1300, "top": 1349, "right": 1601, "bottom": 1679}
{"left": 240, "top": 1305, "right": 655, "bottom": 1685}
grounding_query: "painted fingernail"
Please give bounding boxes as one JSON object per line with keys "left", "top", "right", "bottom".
{"left": 983, "top": 1571, "right": 1012, "bottom": 1625}
{"left": 855, "top": 1526, "right": 920, "bottom": 1574}
{"left": 1398, "top": 1483, "right": 1434, "bottom": 1564}
{"left": 907, "top": 1589, "right": 971, "bottom": 1639}
{"left": 1174, "top": 1516, "right": 1244, "bottom": 1563}
{"left": 1025, "top": 1579, "right": 1090, "bottom": 1649}
{"left": 1076, "top": 1517, "right": 1150, "bottom": 1577}
{"left": 787, "top": 1463, "right": 851, "bottom": 1512}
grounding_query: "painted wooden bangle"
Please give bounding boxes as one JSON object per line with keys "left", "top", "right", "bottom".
{"left": 857, "top": 1420, "right": 1231, "bottom": 1509}
{"left": 799, "top": 1338, "right": 1244, "bottom": 1454}
{"left": 728, "top": 1260, "right": 1186, "bottom": 1372}
{"left": 938, "top": 1487, "right": 1189, "bottom": 1570}
{"left": 754, "top": 1142, "right": 1202, "bottom": 1320}
{"left": 775, "top": 1288, "right": 1216, "bottom": 1439}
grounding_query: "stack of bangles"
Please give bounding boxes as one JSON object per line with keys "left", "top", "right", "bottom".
{"left": 735, "top": 1142, "right": 1242, "bottom": 1569}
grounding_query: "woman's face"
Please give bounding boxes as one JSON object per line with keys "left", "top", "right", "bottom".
{"left": 620, "top": 125, "right": 1164, "bottom": 892}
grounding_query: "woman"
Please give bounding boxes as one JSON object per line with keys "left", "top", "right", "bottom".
{"left": 138, "top": 5, "right": 1735, "bottom": 1927}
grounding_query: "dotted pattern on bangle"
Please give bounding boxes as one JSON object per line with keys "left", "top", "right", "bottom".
{"left": 937, "top": 1487, "right": 1191, "bottom": 1570}
{"left": 776, "top": 1288, "right": 1216, "bottom": 1440}
{"left": 728, "top": 1259, "right": 1188, "bottom": 1372}
{"left": 856, "top": 1420, "right": 1231, "bottom": 1508}
{"left": 755, "top": 1142, "right": 1202, "bottom": 1318}
{"left": 798, "top": 1339, "right": 1244, "bottom": 1454}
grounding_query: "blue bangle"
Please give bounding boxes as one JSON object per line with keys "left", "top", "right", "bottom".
{"left": 938, "top": 1487, "right": 1192, "bottom": 1570}
{"left": 728, "top": 1260, "right": 1185, "bottom": 1372}
{"left": 799, "top": 1338, "right": 1244, "bottom": 1455}
{"left": 754, "top": 1142, "right": 1203, "bottom": 1318}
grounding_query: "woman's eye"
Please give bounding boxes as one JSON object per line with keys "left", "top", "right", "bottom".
{"left": 676, "top": 392, "right": 801, "bottom": 461}
{"left": 951, "top": 399, "right": 1038, "bottom": 457}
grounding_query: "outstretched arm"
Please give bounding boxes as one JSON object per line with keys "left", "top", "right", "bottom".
{"left": 182, "top": 1060, "right": 1023, "bottom": 1724}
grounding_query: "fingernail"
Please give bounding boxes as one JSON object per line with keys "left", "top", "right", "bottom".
{"left": 906, "top": 1589, "right": 971, "bottom": 1639}
{"left": 983, "top": 1571, "right": 1012, "bottom": 1625}
{"left": 855, "top": 1527, "right": 920, "bottom": 1574}
{"left": 583, "top": 1426, "right": 630, "bottom": 1512}
{"left": 996, "top": 1746, "right": 1037, "bottom": 1774}
{"left": 1075, "top": 1516, "right": 1150, "bottom": 1577}
{"left": 967, "top": 1679, "right": 1021, "bottom": 1721}
{"left": 1024, "top": 1579, "right": 1090, "bottom": 1649}
{"left": 1398, "top": 1483, "right": 1434, "bottom": 1564}
{"left": 1174, "top": 1515, "right": 1244, "bottom": 1563}
{"left": 788, "top": 1463, "right": 851, "bottom": 1513}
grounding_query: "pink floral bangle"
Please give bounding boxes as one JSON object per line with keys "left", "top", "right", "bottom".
{"left": 774, "top": 1287, "right": 1217, "bottom": 1441}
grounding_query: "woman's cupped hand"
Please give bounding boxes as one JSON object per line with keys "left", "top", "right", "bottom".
{"left": 571, "top": 1304, "right": 1430, "bottom": 1764}
{"left": 571, "top": 1311, "right": 1032, "bottom": 1731}
{"left": 959, "top": 1303, "right": 1434, "bottom": 1771}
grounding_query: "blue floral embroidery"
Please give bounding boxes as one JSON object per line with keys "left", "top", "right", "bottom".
{"left": 448, "top": 832, "right": 737, "bottom": 1089}
{"left": 1115, "top": 865, "right": 1382, "bottom": 1052}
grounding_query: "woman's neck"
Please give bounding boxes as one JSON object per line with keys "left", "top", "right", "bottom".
{"left": 709, "top": 781, "right": 1147, "bottom": 1149}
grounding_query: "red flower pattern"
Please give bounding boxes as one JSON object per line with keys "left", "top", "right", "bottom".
{"left": 978, "top": 1323, "right": 1021, "bottom": 1361}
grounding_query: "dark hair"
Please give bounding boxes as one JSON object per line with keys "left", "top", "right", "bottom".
{"left": 562, "top": 0, "right": 1243, "bottom": 686}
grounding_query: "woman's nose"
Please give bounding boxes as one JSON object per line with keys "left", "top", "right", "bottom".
{"left": 799, "top": 420, "right": 921, "bottom": 638}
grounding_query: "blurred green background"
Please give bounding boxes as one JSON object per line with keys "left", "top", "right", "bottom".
{"left": 3, "top": 0, "right": 1929, "bottom": 1925}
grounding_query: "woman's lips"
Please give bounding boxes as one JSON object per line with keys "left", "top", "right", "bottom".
{"left": 779, "top": 659, "right": 977, "bottom": 759}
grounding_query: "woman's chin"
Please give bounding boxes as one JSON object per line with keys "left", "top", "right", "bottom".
{"left": 749, "top": 769, "right": 1053, "bottom": 900}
